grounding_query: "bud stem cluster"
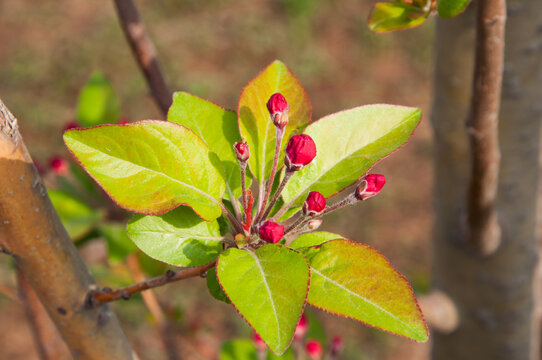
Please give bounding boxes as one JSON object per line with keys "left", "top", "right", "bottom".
{"left": 229, "top": 93, "right": 385, "bottom": 247}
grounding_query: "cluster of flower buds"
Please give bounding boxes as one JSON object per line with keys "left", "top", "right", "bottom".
{"left": 355, "top": 174, "right": 386, "bottom": 201}
{"left": 258, "top": 221, "right": 285, "bottom": 244}
{"left": 285, "top": 134, "right": 316, "bottom": 171}
{"left": 267, "top": 93, "right": 289, "bottom": 129}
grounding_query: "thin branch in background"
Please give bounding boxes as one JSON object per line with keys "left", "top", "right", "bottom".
{"left": 113, "top": 0, "right": 172, "bottom": 116}
{"left": 466, "top": 0, "right": 506, "bottom": 255}
{"left": 0, "top": 284, "right": 19, "bottom": 303}
{"left": 126, "top": 255, "right": 179, "bottom": 360}
{"left": 17, "top": 269, "right": 70, "bottom": 360}
{"left": 88, "top": 261, "right": 216, "bottom": 306}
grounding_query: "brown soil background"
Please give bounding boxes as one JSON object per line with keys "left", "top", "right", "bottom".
{"left": 0, "top": 0, "right": 435, "bottom": 359}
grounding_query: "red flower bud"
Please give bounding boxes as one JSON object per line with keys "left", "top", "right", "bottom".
{"left": 267, "top": 93, "right": 289, "bottom": 129}
{"left": 234, "top": 141, "right": 250, "bottom": 162}
{"left": 294, "top": 314, "right": 308, "bottom": 340}
{"left": 258, "top": 221, "right": 284, "bottom": 244}
{"left": 285, "top": 134, "right": 316, "bottom": 171}
{"left": 303, "top": 191, "right": 326, "bottom": 216}
{"left": 355, "top": 174, "right": 386, "bottom": 200}
{"left": 118, "top": 116, "right": 131, "bottom": 125}
{"left": 331, "top": 336, "right": 343, "bottom": 356}
{"left": 49, "top": 156, "right": 69, "bottom": 176}
{"left": 306, "top": 340, "right": 323, "bottom": 360}
{"left": 252, "top": 332, "right": 266, "bottom": 352}
{"left": 63, "top": 121, "right": 79, "bottom": 132}
{"left": 267, "top": 93, "right": 288, "bottom": 115}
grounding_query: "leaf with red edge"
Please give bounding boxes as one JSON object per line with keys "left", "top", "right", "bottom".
{"left": 238, "top": 60, "right": 312, "bottom": 184}
{"left": 301, "top": 239, "right": 428, "bottom": 342}
{"left": 281, "top": 105, "right": 421, "bottom": 207}
{"left": 217, "top": 245, "right": 310, "bottom": 355}
{"left": 63, "top": 120, "right": 226, "bottom": 220}
{"left": 368, "top": 1, "right": 430, "bottom": 33}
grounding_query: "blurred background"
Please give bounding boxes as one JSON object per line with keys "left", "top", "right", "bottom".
{"left": 0, "top": 0, "right": 434, "bottom": 359}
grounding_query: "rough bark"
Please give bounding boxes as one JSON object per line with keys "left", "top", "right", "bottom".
{"left": 0, "top": 100, "right": 136, "bottom": 359}
{"left": 431, "top": 1, "right": 542, "bottom": 359}
{"left": 17, "top": 269, "right": 70, "bottom": 360}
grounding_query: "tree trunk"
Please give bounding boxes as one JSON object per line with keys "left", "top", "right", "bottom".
{"left": 0, "top": 100, "right": 136, "bottom": 359}
{"left": 431, "top": 1, "right": 542, "bottom": 359}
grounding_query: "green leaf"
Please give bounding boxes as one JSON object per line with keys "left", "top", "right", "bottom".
{"left": 64, "top": 120, "right": 226, "bottom": 220}
{"left": 238, "top": 60, "right": 312, "bottom": 184}
{"left": 282, "top": 105, "right": 421, "bottom": 206}
{"left": 437, "top": 0, "right": 470, "bottom": 18}
{"left": 217, "top": 245, "right": 310, "bottom": 355}
{"left": 289, "top": 232, "right": 343, "bottom": 250}
{"left": 168, "top": 92, "right": 250, "bottom": 200}
{"left": 127, "top": 206, "right": 223, "bottom": 267}
{"left": 267, "top": 347, "right": 294, "bottom": 360}
{"left": 99, "top": 223, "right": 137, "bottom": 264}
{"left": 301, "top": 239, "right": 428, "bottom": 342}
{"left": 220, "top": 340, "right": 258, "bottom": 360}
{"left": 48, "top": 189, "right": 102, "bottom": 240}
{"left": 368, "top": 2, "right": 429, "bottom": 33}
{"left": 207, "top": 267, "right": 231, "bottom": 304}
{"left": 76, "top": 71, "right": 120, "bottom": 127}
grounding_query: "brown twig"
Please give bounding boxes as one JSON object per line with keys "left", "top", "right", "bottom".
{"left": 0, "top": 284, "right": 18, "bottom": 303}
{"left": 89, "top": 261, "right": 215, "bottom": 306}
{"left": 126, "top": 255, "right": 179, "bottom": 360}
{"left": 466, "top": 0, "right": 506, "bottom": 255}
{"left": 17, "top": 269, "right": 70, "bottom": 360}
{"left": 113, "top": 0, "right": 172, "bottom": 116}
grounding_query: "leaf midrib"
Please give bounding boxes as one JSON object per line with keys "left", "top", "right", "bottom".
{"left": 309, "top": 267, "right": 419, "bottom": 334}
{"left": 71, "top": 137, "right": 221, "bottom": 207}
{"left": 248, "top": 250, "right": 281, "bottom": 346}
{"left": 131, "top": 230, "right": 223, "bottom": 241}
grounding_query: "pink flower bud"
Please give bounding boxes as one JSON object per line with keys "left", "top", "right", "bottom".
{"left": 285, "top": 134, "right": 316, "bottom": 171}
{"left": 63, "top": 121, "right": 79, "bottom": 132}
{"left": 252, "top": 332, "right": 266, "bottom": 352}
{"left": 331, "top": 336, "right": 343, "bottom": 356}
{"left": 303, "top": 191, "right": 326, "bottom": 216}
{"left": 258, "top": 221, "right": 284, "bottom": 244}
{"left": 307, "top": 219, "right": 323, "bottom": 231}
{"left": 355, "top": 174, "right": 386, "bottom": 200}
{"left": 49, "top": 156, "right": 69, "bottom": 176}
{"left": 306, "top": 340, "right": 323, "bottom": 360}
{"left": 294, "top": 314, "right": 308, "bottom": 340}
{"left": 234, "top": 141, "right": 250, "bottom": 162}
{"left": 267, "top": 93, "right": 289, "bottom": 129}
